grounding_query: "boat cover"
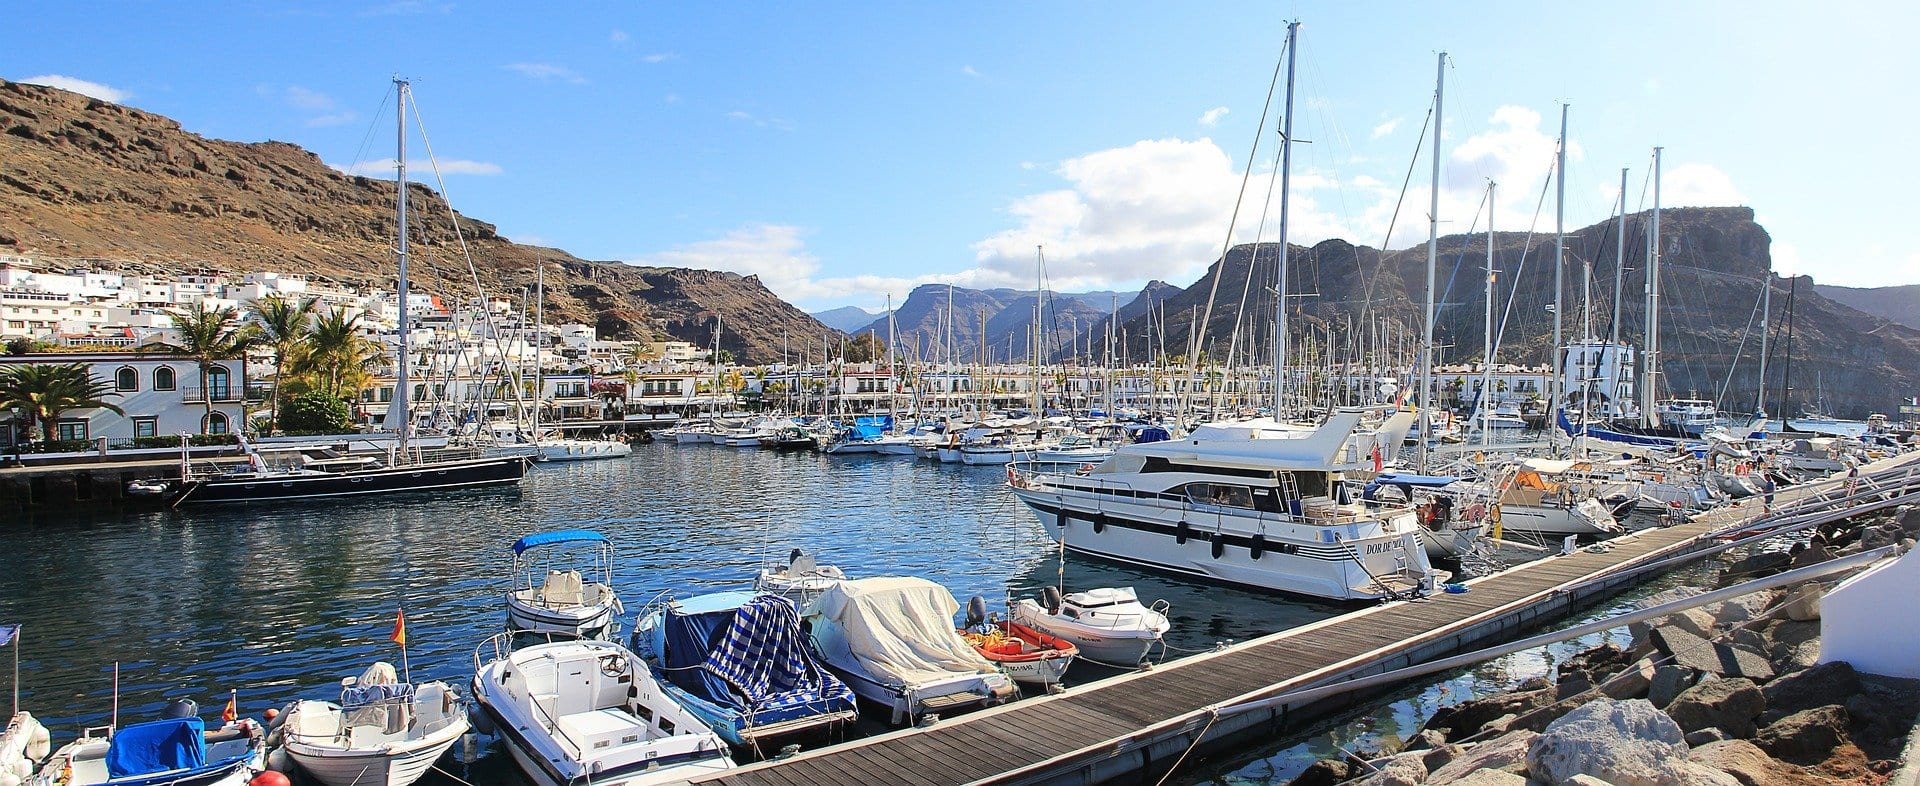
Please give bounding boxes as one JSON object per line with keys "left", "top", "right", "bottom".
{"left": 105, "top": 717, "right": 205, "bottom": 778}
{"left": 803, "top": 577, "right": 997, "bottom": 688}
{"left": 511, "top": 529, "right": 609, "bottom": 554}
{"left": 667, "top": 595, "right": 851, "bottom": 712}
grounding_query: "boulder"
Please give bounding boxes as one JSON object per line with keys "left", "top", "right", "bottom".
{"left": 1526, "top": 698, "right": 1697, "bottom": 785}
{"left": 1282, "top": 759, "right": 1349, "bottom": 786}
{"left": 1423, "top": 687, "right": 1553, "bottom": 737}
{"left": 1629, "top": 586, "right": 1710, "bottom": 646}
{"left": 1725, "top": 550, "right": 1791, "bottom": 581}
{"left": 1779, "top": 582, "right": 1827, "bottom": 622}
{"left": 1650, "top": 625, "right": 1774, "bottom": 681}
{"left": 1686, "top": 739, "right": 1815, "bottom": 786}
{"left": 1400, "top": 727, "right": 1446, "bottom": 752}
{"left": 1753, "top": 705, "right": 1851, "bottom": 765}
{"left": 1786, "top": 543, "right": 1833, "bottom": 570}
{"left": 1351, "top": 751, "right": 1425, "bottom": 786}
{"left": 1762, "top": 661, "right": 1859, "bottom": 720}
{"left": 1649, "top": 665, "right": 1698, "bottom": 708}
{"left": 1860, "top": 522, "right": 1905, "bottom": 550}
{"left": 1600, "top": 658, "right": 1656, "bottom": 701}
{"left": 1667, "top": 677, "right": 1766, "bottom": 738}
{"left": 1706, "top": 590, "right": 1779, "bottom": 628}
{"left": 1564, "top": 776, "right": 1617, "bottom": 786}
{"left": 1684, "top": 728, "right": 1728, "bottom": 746}
{"left": 1425, "top": 730, "right": 1537, "bottom": 783}
{"left": 1897, "top": 505, "right": 1920, "bottom": 535}
{"left": 1438, "top": 770, "right": 1527, "bottom": 786}
{"left": 1558, "top": 643, "right": 1631, "bottom": 684}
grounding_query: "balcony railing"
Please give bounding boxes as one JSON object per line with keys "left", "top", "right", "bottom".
{"left": 181, "top": 386, "right": 242, "bottom": 403}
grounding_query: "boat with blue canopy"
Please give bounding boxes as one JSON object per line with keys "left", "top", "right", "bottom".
{"left": 505, "top": 530, "right": 621, "bottom": 638}
{"left": 32, "top": 705, "right": 264, "bottom": 786}
{"left": 630, "top": 592, "right": 856, "bottom": 752}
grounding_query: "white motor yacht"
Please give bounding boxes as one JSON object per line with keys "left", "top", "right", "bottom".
{"left": 470, "top": 637, "right": 733, "bottom": 786}
{"left": 1008, "top": 408, "right": 1447, "bottom": 601}
{"left": 1008, "top": 586, "right": 1170, "bottom": 667}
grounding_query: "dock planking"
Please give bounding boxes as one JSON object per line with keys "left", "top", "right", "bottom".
{"left": 697, "top": 457, "right": 1914, "bottom": 786}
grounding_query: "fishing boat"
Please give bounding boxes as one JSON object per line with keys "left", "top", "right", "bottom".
{"left": 801, "top": 577, "right": 1018, "bottom": 725}
{"left": 469, "top": 636, "right": 734, "bottom": 786}
{"left": 505, "top": 530, "right": 622, "bottom": 637}
{"left": 1008, "top": 587, "right": 1170, "bottom": 667}
{"left": 752, "top": 550, "right": 847, "bottom": 604}
{"left": 1008, "top": 408, "right": 1447, "bottom": 601}
{"left": 31, "top": 701, "right": 265, "bottom": 786}
{"left": 629, "top": 592, "right": 857, "bottom": 751}
{"left": 278, "top": 663, "right": 467, "bottom": 786}
{"left": 957, "top": 598, "right": 1077, "bottom": 687}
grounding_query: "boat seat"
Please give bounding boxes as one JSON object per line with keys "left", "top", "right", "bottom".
{"left": 553, "top": 708, "right": 651, "bottom": 757}
{"left": 542, "top": 570, "right": 585, "bottom": 606}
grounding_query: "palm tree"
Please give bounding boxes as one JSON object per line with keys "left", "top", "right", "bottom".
{"left": 0, "top": 362, "right": 126, "bottom": 444}
{"left": 165, "top": 302, "right": 262, "bottom": 432}
{"left": 254, "top": 295, "right": 316, "bottom": 434}
{"left": 293, "top": 309, "right": 382, "bottom": 400}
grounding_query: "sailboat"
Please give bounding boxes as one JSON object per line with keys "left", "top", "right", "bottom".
{"left": 174, "top": 80, "right": 530, "bottom": 504}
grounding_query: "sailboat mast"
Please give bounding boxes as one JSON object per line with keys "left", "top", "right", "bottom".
{"left": 1641, "top": 147, "right": 1664, "bottom": 425}
{"left": 533, "top": 261, "right": 543, "bottom": 438}
{"left": 1757, "top": 270, "right": 1772, "bottom": 417}
{"left": 1418, "top": 50, "right": 1445, "bottom": 471}
{"left": 1480, "top": 180, "right": 1495, "bottom": 449}
{"left": 1033, "top": 246, "right": 1045, "bottom": 416}
{"left": 1548, "top": 105, "right": 1567, "bottom": 453}
{"left": 1272, "top": 20, "right": 1300, "bottom": 419}
{"left": 1610, "top": 167, "right": 1627, "bottom": 417}
{"left": 393, "top": 78, "right": 412, "bottom": 460}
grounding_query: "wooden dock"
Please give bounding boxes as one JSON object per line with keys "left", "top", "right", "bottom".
{"left": 694, "top": 453, "right": 1920, "bottom": 786}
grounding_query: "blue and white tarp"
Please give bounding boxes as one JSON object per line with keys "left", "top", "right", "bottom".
{"left": 675, "top": 595, "right": 849, "bottom": 712}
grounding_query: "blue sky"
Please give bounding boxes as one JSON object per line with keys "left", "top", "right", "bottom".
{"left": 7, "top": 2, "right": 1917, "bottom": 310}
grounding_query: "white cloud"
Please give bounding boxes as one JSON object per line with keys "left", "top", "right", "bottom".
{"left": 503, "top": 63, "right": 586, "bottom": 84}
{"left": 1198, "top": 106, "right": 1229, "bottom": 127}
{"left": 284, "top": 86, "right": 333, "bottom": 110}
{"left": 1370, "top": 116, "right": 1402, "bottom": 139}
{"left": 306, "top": 112, "right": 358, "bottom": 127}
{"left": 664, "top": 93, "right": 682, "bottom": 105}
{"left": 278, "top": 86, "right": 356, "bottom": 126}
{"left": 725, "top": 110, "right": 793, "bottom": 131}
{"left": 642, "top": 52, "right": 677, "bottom": 64}
{"left": 330, "top": 158, "right": 503, "bottom": 177}
{"left": 1770, "top": 240, "right": 1806, "bottom": 277}
{"left": 1660, "top": 162, "right": 1747, "bottom": 207}
{"left": 961, "top": 65, "right": 981, "bottom": 78}
{"left": 631, "top": 224, "right": 962, "bottom": 307}
{"left": 609, "top": 29, "right": 629, "bottom": 44}
{"left": 19, "top": 75, "right": 131, "bottom": 103}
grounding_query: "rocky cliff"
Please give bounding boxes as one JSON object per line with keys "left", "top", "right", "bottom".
{"left": 0, "top": 79, "right": 828, "bottom": 363}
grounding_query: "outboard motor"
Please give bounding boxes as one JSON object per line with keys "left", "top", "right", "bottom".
{"left": 963, "top": 595, "right": 989, "bottom": 629}
{"left": 1041, "top": 586, "right": 1065, "bottom": 616}
{"left": 161, "top": 699, "right": 198, "bottom": 719}
{"left": 788, "top": 548, "right": 804, "bottom": 567}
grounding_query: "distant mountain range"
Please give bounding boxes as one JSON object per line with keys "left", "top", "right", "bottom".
{"left": 830, "top": 285, "right": 1162, "bottom": 363}
{"left": 811, "top": 306, "right": 879, "bottom": 333}
{"left": 1813, "top": 283, "right": 1920, "bottom": 331}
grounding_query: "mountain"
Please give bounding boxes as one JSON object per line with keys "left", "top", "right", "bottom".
{"left": 810, "top": 306, "right": 879, "bottom": 333}
{"left": 852, "top": 285, "right": 1114, "bottom": 363}
{"left": 1107, "top": 207, "right": 1920, "bottom": 417}
{"left": 1813, "top": 283, "right": 1920, "bottom": 331}
{"left": 0, "top": 79, "right": 828, "bottom": 363}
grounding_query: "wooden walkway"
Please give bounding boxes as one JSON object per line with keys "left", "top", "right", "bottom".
{"left": 694, "top": 454, "right": 1918, "bottom": 786}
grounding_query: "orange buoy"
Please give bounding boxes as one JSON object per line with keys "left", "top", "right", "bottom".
{"left": 250, "top": 772, "right": 291, "bottom": 786}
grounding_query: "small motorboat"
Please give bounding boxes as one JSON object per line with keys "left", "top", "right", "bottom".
{"left": 752, "top": 550, "right": 847, "bottom": 605}
{"left": 1009, "top": 586, "right": 1170, "bottom": 667}
{"left": 469, "top": 636, "right": 734, "bottom": 786}
{"left": 124, "top": 479, "right": 174, "bottom": 499}
{"left": 504, "top": 530, "right": 622, "bottom": 638}
{"left": 630, "top": 592, "right": 857, "bottom": 752}
{"left": 957, "top": 597, "right": 1077, "bottom": 688}
{"left": 32, "top": 700, "right": 265, "bottom": 786}
{"left": 802, "top": 577, "right": 1018, "bottom": 726}
{"left": 278, "top": 662, "right": 468, "bottom": 786}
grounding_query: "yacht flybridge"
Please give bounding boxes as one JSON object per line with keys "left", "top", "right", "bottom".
{"left": 1009, "top": 408, "right": 1448, "bottom": 602}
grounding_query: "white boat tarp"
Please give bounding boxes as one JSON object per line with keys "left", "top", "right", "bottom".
{"left": 802, "top": 577, "right": 998, "bottom": 688}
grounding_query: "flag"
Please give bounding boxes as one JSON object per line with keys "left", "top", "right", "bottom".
{"left": 0, "top": 625, "right": 16, "bottom": 648}
{"left": 220, "top": 692, "right": 236, "bottom": 722}
{"left": 390, "top": 608, "right": 406, "bottom": 647}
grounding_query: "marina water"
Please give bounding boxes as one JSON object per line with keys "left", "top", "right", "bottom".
{"left": 0, "top": 442, "right": 1351, "bottom": 784}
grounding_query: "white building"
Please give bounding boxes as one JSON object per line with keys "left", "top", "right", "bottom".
{"left": 0, "top": 353, "right": 248, "bottom": 446}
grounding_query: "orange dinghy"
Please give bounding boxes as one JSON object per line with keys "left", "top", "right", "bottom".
{"left": 961, "top": 620, "right": 1079, "bottom": 688}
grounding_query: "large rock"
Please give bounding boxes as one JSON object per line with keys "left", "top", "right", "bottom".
{"left": 1667, "top": 677, "right": 1767, "bottom": 738}
{"left": 1686, "top": 739, "right": 1826, "bottom": 786}
{"left": 1706, "top": 590, "right": 1780, "bottom": 628}
{"left": 1860, "top": 522, "right": 1906, "bottom": 550}
{"left": 1425, "top": 730, "right": 1537, "bottom": 783}
{"left": 1779, "top": 582, "right": 1827, "bottom": 622}
{"left": 1350, "top": 751, "right": 1425, "bottom": 786}
{"left": 1725, "top": 550, "right": 1791, "bottom": 581}
{"left": 1282, "top": 759, "right": 1349, "bottom": 786}
{"left": 1649, "top": 665, "right": 1698, "bottom": 708}
{"left": 1440, "top": 770, "right": 1526, "bottom": 786}
{"left": 1762, "top": 661, "right": 1859, "bottom": 720}
{"left": 1525, "top": 698, "right": 1741, "bottom": 786}
{"left": 1628, "top": 586, "right": 1709, "bottom": 646}
{"left": 1650, "top": 625, "right": 1775, "bottom": 681}
{"left": 1423, "top": 687, "right": 1552, "bottom": 737}
{"left": 1600, "top": 658, "right": 1656, "bottom": 701}
{"left": 1753, "top": 705, "right": 1851, "bottom": 765}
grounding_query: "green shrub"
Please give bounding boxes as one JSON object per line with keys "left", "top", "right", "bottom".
{"left": 277, "top": 392, "right": 354, "bottom": 434}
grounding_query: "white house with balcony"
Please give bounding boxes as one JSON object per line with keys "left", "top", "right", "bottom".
{"left": 0, "top": 352, "right": 247, "bottom": 447}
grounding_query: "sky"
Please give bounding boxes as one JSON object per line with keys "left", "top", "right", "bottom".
{"left": 7, "top": 2, "right": 1918, "bottom": 311}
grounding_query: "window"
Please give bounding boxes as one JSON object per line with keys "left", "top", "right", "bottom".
{"left": 207, "top": 367, "right": 230, "bottom": 400}
{"left": 203, "top": 412, "right": 229, "bottom": 434}
{"left": 133, "top": 417, "right": 158, "bottom": 439}
{"left": 57, "top": 420, "right": 88, "bottom": 442}
{"left": 116, "top": 366, "right": 138, "bottom": 392}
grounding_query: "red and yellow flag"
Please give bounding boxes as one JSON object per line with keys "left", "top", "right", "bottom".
{"left": 390, "top": 607, "right": 407, "bottom": 647}
{"left": 220, "top": 692, "right": 237, "bottom": 722}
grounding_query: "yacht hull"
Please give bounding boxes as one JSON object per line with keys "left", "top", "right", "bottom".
{"left": 178, "top": 456, "right": 529, "bottom": 504}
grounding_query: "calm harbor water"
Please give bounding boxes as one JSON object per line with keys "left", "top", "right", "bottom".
{"left": 1, "top": 441, "right": 1353, "bottom": 784}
